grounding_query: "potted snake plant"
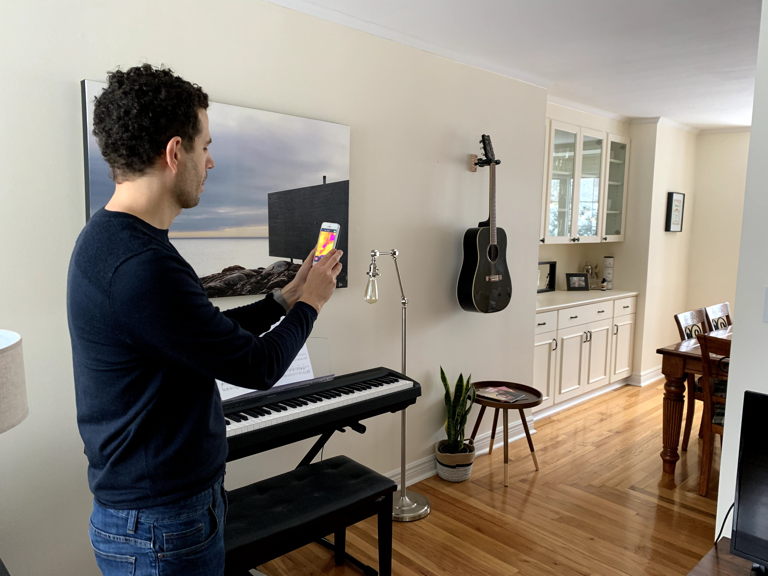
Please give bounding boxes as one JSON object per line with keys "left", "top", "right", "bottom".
{"left": 435, "top": 367, "right": 476, "bottom": 482}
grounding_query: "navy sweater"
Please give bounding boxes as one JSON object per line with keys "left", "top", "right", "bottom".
{"left": 67, "top": 210, "right": 317, "bottom": 508}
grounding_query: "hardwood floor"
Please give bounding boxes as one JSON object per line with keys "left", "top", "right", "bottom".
{"left": 258, "top": 381, "right": 721, "bottom": 576}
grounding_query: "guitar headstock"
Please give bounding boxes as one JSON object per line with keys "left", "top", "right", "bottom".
{"left": 476, "top": 134, "right": 501, "bottom": 166}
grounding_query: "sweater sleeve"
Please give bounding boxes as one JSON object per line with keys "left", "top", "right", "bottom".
{"left": 109, "top": 248, "right": 317, "bottom": 390}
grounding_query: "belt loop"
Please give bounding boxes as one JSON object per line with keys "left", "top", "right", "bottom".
{"left": 127, "top": 509, "right": 139, "bottom": 534}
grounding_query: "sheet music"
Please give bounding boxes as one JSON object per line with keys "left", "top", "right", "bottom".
{"left": 217, "top": 344, "right": 314, "bottom": 402}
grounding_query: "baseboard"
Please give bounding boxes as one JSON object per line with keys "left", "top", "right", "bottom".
{"left": 384, "top": 420, "right": 534, "bottom": 488}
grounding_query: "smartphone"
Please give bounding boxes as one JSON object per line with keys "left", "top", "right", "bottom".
{"left": 312, "top": 222, "right": 341, "bottom": 265}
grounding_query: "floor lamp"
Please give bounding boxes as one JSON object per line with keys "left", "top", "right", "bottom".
{"left": 365, "top": 249, "right": 430, "bottom": 522}
{"left": 0, "top": 329, "right": 29, "bottom": 576}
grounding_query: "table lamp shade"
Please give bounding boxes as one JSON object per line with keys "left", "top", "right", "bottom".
{"left": 0, "top": 330, "right": 28, "bottom": 434}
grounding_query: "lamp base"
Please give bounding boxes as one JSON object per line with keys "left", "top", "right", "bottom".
{"left": 392, "top": 489, "right": 430, "bottom": 522}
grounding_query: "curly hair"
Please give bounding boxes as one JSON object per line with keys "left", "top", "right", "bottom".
{"left": 92, "top": 64, "right": 209, "bottom": 182}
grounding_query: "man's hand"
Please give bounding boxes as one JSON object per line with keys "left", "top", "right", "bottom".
{"left": 298, "top": 249, "right": 343, "bottom": 312}
{"left": 280, "top": 250, "right": 315, "bottom": 309}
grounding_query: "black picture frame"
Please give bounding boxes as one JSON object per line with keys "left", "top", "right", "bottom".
{"left": 566, "top": 273, "right": 590, "bottom": 291}
{"left": 537, "top": 261, "right": 556, "bottom": 293}
{"left": 665, "top": 191, "right": 685, "bottom": 232}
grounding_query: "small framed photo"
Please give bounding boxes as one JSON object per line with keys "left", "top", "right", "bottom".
{"left": 665, "top": 191, "right": 685, "bottom": 232}
{"left": 566, "top": 273, "right": 590, "bottom": 291}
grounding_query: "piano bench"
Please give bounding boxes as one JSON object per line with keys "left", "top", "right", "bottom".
{"left": 224, "top": 455, "right": 396, "bottom": 576}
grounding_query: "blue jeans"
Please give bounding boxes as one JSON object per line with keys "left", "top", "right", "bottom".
{"left": 89, "top": 476, "right": 227, "bottom": 576}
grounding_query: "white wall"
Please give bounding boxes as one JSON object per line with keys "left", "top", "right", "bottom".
{"left": 0, "top": 1, "right": 546, "bottom": 573}
{"left": 717, "top": 4, "right": 768, "bottom": 537}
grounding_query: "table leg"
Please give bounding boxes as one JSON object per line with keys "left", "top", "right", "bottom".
{"left": 661, "top": 373, "right": 687, "bottom": 475}
{"left": 489, "top": 408, "right": 500, "bottom": 455}
{"left": 503, "top": 409, "right": 509, "bottom": 487}
{"left": 470, "top": 405, "right": 486, "bottom": 442}
{"left": 518, "top": 408, "right": 539, "bottom": 471}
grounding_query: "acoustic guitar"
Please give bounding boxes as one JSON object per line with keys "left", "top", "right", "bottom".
{"left": 457, "top": 134, "right": 512, "bottom": 313}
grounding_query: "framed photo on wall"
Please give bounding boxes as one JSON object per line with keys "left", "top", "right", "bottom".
{"left": 566, "top": 273, "right": 589, "bottom": 291}
{"left": 665, "top": 191, "right": 685, "bottom": 232}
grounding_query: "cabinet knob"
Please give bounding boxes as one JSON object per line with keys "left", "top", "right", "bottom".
{"left": 540, "top": 237, "right": 545, "bottom": 244}
{"left": 597, "top": 309, "right": 605, "bottom": 314}
{"left": 537, "top": 322, "right": 547, "bottom": 327}
{"left": 569, "top": 315, "right": 578, "bottom": 320}
{"left": 602, "top": 236, "right": 608, "bottom": 241}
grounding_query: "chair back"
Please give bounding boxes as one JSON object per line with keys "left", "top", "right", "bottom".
{"left": 696, "top": 334, "right": 731, "bottom": 434}
{"left": 674, "top": 309, "right": 708, "bottom": 340}
{"left": 705, "top": 302, "right": 732, "bottom": 331}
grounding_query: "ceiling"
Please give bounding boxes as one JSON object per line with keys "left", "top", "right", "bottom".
{"left": 266, "top": 0, "right": 762, "bottom": 129}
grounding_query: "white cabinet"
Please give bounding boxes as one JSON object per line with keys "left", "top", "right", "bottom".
{"left": 541, "top": 121, "right": 629, "bottom": 244}
{"left": 610, "top": 296, "right": 636, "bottom": 381}
{"left": 533, "top": 311, "right": 557, "bottom": 411}
{"left": 554, "top": 301, "right": 612, "bottom": 402}
{"left": 533, "top": 294, "right": 636, "bottom": 411}
{"left": 601, "top": 136, "right": 630, "bottom": 242}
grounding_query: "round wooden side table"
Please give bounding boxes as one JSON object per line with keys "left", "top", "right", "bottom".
{"left": 469, "top": 381, "right": 544, "bottom": 486}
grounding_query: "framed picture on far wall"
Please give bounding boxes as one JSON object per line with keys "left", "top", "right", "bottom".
{"left": 665, "top": 191, "right": 685, "bottom": 232}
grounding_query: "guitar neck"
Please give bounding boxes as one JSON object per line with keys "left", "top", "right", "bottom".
{"left": 489, "top": 163, "right": 497, "bottom": 246}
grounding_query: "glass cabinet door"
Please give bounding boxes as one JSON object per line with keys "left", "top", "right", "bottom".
{"left": 576, "top": 130, "right": 604, "bottom": 242}
{"left": 546, "top": 123, "right": 577, "bottom": 242}
{"left": 602, "top": 136, "right": 629, "bottom": 241}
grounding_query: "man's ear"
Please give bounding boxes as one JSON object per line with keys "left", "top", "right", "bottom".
{"left": 164, "top": 137, "right": 183, "bottom": 174}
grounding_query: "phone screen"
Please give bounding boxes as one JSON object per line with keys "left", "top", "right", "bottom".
{"left": 312, "top": 223, "right": 340, "bottom": 264}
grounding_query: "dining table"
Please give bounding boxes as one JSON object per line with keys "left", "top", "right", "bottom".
{"left": 656, "top": 326, "right": 732, "bottom": 475}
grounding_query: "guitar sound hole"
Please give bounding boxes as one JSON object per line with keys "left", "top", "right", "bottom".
{"left": 487, "top": 244, "right": 498, "bottom": 262}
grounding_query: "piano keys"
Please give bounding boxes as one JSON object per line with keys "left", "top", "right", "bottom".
{"left": 224, "top": 366, "right": 421, "bottom": 462}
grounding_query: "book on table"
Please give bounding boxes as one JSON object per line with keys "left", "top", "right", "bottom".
{"left": 476, "top": 386, "right": 526, "bottom": 403}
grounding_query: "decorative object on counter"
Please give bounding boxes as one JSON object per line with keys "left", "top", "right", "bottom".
{"left": 457, "top": 134, "right": 512, "bottom": 313}
{"left": 364, "top": 249, "right": 430, "bottom": 521}
{"left": 665, "top": 191, "right": 685, "bottom": 232}
{"left": 602, "top": 256, "right": 614, "bottom": 290}
{"left": 435, "top": 367, "right": 476, "bottom": 482}
{"left": 537, "top": 261, "right": 556, "bottom": 293}
{"left": 583, "top": 261, "right": 601, "bottom": 290}
{"left": 566, "top": 273, "right": 590, "bottom": 291}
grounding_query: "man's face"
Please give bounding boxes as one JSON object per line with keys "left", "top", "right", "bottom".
{"left": 175, "top": 109, "right": 214, "bottom": 209}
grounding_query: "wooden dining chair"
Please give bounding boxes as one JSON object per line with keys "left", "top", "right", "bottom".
{"left": 673, "top": 309, "right": 708, "bottom": 451}
{"left": 704, "top": 302, "right": 732, "bottom": 331}
{"left": 695, "top": 333, "right": 730, "bottom": 497}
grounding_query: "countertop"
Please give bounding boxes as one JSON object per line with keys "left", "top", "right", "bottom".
{"left": 536, "top": 290, "right": 639, "bottom": 313}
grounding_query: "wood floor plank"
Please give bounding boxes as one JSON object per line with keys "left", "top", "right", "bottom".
{"left": 256, "top": 382, "right": 719, "bottom": 575}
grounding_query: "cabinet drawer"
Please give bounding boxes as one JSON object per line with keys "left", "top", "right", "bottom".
{"left": 535, "top": 311, "right": 557, "bottom": 334}
{"left": 557, "top": 302, "right": 613, "bottom": 329}
{"left": 614, "top": 297, "right": 636, "bottom": 317}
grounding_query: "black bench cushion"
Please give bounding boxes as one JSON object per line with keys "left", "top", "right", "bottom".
{"left": 225, "top": 455, "right": 395, "bottom": 557}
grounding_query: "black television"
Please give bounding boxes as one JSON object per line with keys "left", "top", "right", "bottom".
{"left": 731, "top": 390, "right": 768, "bottom": 573}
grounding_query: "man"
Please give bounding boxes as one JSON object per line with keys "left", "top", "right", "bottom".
{"left": 67, "top": 64, "right": 342, "bottom": 576}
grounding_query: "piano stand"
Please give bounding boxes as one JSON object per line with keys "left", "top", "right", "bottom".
{"left": 224, "top": 455, "right": 396, "bottom": 576}
{"left": 297, "top": 422, "right": 366, "bottom": 468}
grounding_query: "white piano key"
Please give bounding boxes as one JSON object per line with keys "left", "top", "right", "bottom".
{"left": 225, "top": 377, "right": 411, "bottom": 437}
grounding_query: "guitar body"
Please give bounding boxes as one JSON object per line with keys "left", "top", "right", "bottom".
{"left": 457, "top": 225, "right": 512, "bottom": 313}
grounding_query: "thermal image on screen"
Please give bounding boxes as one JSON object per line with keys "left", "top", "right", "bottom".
{"left": 313, "top": 228, "right": 338, "bottom": 263}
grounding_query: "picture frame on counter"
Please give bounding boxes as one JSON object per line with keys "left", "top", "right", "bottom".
{"left": 537, "top": 261, "right": 556, "bottom": 293}
{"left": 665, "top": 191, "right": 685, "bottom": 232}
{"left": 566, "top": 273, "right": 590, "bottom": 291}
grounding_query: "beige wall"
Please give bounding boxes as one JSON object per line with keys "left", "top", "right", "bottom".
{"left": 688, "top": 130, "right": 749, "bottom": 313}
{"left": 0, "top": 1, "right": 546, "bottom": 573}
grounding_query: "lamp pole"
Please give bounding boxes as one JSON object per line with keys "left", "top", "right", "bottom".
{"left": 366, "top": 250, "right": 430, "bottom": 522}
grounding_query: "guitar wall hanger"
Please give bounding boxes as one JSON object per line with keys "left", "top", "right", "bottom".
{"left": 467, "top": 153, "right": 502, "bottom": 172}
